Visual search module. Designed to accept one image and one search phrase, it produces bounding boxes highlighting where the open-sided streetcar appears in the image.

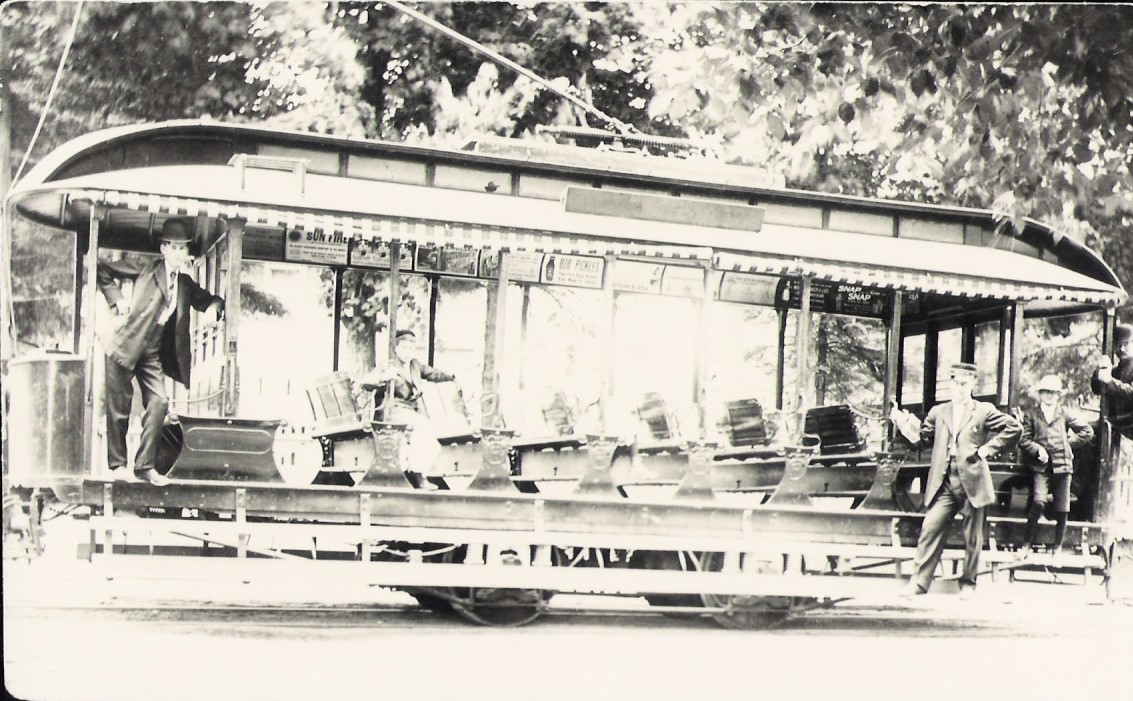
[3,120,1131,626]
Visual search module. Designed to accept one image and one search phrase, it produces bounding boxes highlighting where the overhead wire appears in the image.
[381,0,636,136]
[13,1,84,186]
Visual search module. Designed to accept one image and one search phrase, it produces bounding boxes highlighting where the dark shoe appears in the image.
[902,581,927,597]
[134,468,170,486]
[109,464,126,471]
[957,580,977,599]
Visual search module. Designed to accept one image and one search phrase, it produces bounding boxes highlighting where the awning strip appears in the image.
[96,190,713,262]
[713,252,1126,306]
[91,189,1126,306]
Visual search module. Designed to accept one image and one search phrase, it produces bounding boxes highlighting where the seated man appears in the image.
[357,329,455,486]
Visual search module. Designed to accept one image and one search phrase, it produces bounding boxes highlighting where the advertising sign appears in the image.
[780,278,889,317]
[540,253,605,289]
[284,229,349,265]
[414,246,480,277]
[350,239,415,269]
[612,260,664,294]
[660,265,705,298]
[242,227,285,261]
[717,271,781,305]
[478,249,544,282]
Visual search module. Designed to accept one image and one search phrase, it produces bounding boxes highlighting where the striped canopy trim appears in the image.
[713,251,1126,307]
[93,189,713,262]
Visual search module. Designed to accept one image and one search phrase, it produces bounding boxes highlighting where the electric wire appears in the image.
[13,1,84,186]
[381,0,635,136]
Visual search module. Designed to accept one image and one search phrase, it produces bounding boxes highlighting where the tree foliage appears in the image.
[334,1,665,142]
[634,3,1133,316]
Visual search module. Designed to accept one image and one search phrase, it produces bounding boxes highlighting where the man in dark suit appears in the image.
[97,218,225,485]
[890,362,1022,595]
[1092,323,1133,468]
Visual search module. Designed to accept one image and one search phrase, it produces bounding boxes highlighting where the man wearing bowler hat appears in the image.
[97,218,225,485]
[890,362,1021,595]
[1092,323,1133,471]
[1017,374,1093,556]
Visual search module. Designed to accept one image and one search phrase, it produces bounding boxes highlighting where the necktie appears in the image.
[160,272,178,324]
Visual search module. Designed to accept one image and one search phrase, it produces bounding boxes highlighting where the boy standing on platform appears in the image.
[1016,374,1093,557]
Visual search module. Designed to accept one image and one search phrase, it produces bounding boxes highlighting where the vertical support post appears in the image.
[235,488,247,559]
[997,306,1012,406]
[518,285,531,392]
[1096,307,1120,540]
[775,308,787,411]
[600,255,617,431]
[387,240,401,361]
[481,250,509,427]
[1007,302,1024,409]
[794,276,813,441]
[332,268,344,371]
[102,483,114,557]
[693,262,713,439]
[883,292,904,450]
[359,493,372,562]
[84,206,105,478]
[222,218,244,417]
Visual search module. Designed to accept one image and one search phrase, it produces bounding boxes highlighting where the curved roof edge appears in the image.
[12,119,1125,293]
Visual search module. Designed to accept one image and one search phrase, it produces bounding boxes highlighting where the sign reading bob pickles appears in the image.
[540,254,605,289]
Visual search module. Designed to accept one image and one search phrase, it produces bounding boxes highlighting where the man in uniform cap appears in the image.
[1092,323,1133,500]
[890,361,1021,595]
[97,218,225,485]
[1017,374,1093,556]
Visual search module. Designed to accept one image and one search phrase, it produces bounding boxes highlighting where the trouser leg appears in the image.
[960,500,987,585]
[1052,514,1068,551]
[133,346,169,472]
[104,356,135,470]
[912,484,962,591]
[1023,500,1043,547]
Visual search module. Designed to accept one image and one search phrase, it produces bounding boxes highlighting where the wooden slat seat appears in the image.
[804,405,867,455]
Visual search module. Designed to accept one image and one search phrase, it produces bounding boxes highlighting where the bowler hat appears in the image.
[950,362,978,376]
[1115,324,1133,347]
[158,218,194,243]
[1034,374,1064,393]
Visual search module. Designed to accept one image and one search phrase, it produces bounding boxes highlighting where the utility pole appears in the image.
[1,18,13,365]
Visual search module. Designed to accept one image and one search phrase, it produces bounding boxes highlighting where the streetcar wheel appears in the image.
[430,546,550,627]
[635,550,706,614]
[450,587,548,627]
[696,553,812,630]
[700,592,794,630]
[406,589,457,617]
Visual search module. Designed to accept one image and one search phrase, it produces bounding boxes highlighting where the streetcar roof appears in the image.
[7,120,1127,309]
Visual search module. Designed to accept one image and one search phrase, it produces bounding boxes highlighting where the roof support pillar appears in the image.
[882,291,904,449]
[794,275,813,442]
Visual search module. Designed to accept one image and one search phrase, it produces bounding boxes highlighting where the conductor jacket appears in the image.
[361,358,454,413]
[97,256,224,387]
[1091,357,1133,440]
[1017,407,1093,475]
[910,399,1021,509]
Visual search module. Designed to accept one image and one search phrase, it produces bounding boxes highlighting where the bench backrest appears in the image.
[723,398,770,447]
[804,404,866,454]
[306,372,366,436]
[418,381,475,440]
[637,392,676,441]
[541,392,577,436]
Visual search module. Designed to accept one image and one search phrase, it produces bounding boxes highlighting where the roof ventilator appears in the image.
[228,154,308,195]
